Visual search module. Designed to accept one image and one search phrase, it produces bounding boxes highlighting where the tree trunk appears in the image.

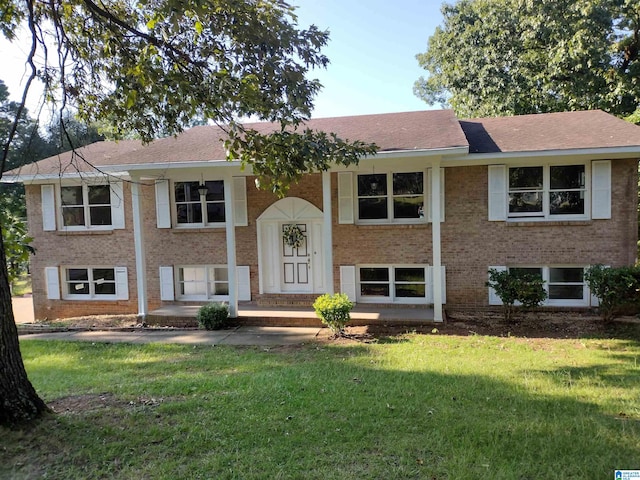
[0,228,48,425]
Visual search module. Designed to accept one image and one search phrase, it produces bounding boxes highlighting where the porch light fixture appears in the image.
[197,183,209,196]
[197,174,208,196]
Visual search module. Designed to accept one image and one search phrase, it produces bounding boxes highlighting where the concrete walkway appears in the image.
[19,326,327,346]
[12,295,34,324]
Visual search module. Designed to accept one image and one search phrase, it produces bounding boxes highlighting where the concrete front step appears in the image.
[146,303,438,328]
[255,294,318,307]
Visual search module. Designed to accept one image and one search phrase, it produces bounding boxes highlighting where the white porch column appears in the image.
[322,171,334,294]
[431,163,444,322]
[224,175,238,317]
[131,178,148,319]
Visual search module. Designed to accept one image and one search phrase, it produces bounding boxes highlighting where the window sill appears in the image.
[56,229,114,235]
[61,296,121,301]
[354,222,429,229]
[171,226,226,233]
[506,220,592,227]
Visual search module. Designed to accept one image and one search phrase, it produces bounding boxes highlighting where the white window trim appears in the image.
[356,264,429,304]
[172,180,226,229]
[175,265,230,301]
[355,171,428,225]
[506,265,590,307]
[56,182,123,231]
[61,266,125,301]
[506,162,591,222]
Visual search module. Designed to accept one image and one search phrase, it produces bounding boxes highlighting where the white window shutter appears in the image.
[45,267,60,300]
[110,181,126,229]
[591,160,611,219]
[488,266,507,305]
[236,266,251,301]
[233,177,248,226]
[155,180,171,228]
[115,267,129,300]
[41,185,56,231]
[159,266,175,301]
[488,165,507,221]
[338,172,354,224]
[340,265,357,302]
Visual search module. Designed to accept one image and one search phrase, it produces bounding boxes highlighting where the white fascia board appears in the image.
[1,171,131,184]
[101,147,470,176]
[103,160,244,172]
[374,146,469,159]
[444,146,640,166]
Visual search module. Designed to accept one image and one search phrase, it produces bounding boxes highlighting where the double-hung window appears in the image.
[358,265,428,303]
[177,266,229,300]
[357,172,425,222]
[174,181,225,226]
[61,185,113,227]
[506,266,588,306]
[64,267,116,298]
[508,164,586,219]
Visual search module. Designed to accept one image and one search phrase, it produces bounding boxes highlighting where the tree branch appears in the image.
[1,0,38,179]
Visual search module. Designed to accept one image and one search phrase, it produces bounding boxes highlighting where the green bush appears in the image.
[486,269,547,322]
[584,265,640,321]
[313,293,354,335]
[196,302,230,330]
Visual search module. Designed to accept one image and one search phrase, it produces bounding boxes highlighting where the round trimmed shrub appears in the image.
[313,293,354,335]
[196,302,230,330]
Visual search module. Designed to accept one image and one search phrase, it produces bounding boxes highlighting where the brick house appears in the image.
[6,109,640,322]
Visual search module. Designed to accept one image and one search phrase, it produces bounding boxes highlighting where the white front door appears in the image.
[281,223,312,292]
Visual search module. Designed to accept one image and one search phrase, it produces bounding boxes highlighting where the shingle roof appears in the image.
[461,110,640,154]
[8,110,468,176]
[6,109,640,178]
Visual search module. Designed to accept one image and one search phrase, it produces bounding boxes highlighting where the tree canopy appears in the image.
[414,0,640,119]
[1,0,376,194]
[0,0,376,425]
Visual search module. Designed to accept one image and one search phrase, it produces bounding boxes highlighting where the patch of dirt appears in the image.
[39,314,141,329]
[48,393,166,415]
[48,393,122,414]
[363,311,640,340]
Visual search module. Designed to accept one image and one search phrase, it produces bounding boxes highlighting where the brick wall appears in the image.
[26,157,638,319]
[27,183,138,320]
[441,159,639,307]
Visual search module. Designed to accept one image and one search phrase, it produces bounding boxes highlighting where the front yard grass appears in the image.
[3,332,639,479]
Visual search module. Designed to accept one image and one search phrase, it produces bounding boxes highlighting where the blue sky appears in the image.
[0,0,446,119]
[295,0,445,117]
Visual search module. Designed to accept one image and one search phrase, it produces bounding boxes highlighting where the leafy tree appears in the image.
[0,0,376,424]
[414,0,640,119]
[0,203,33,291]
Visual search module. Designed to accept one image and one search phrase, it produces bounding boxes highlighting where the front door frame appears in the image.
[257,197,325,294]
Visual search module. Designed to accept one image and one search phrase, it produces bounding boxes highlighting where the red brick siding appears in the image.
[26,183,138,320]
[25,158,638,318]
[441,159,639,307]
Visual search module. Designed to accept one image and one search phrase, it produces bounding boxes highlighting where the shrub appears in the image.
[584,265,640,321]
[313,293,354,335]
[486,269,547,322]
[196,302,230,330]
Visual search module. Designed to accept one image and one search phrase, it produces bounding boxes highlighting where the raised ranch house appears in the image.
[5,109,640,323]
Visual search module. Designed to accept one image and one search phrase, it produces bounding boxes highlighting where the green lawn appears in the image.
[2,333,639,479]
